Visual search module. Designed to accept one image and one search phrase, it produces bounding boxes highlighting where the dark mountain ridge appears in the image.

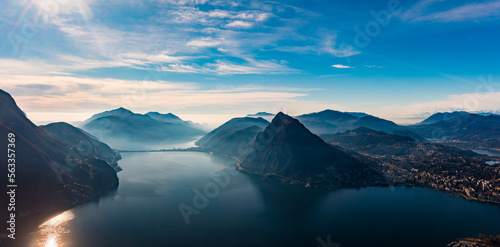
[418,111,470,125]
[0,90,119,236]
[40,122,122,171]
[239,113,381,186]
[411,112,500,150]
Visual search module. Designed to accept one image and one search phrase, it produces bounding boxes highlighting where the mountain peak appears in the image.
[0,89,16,104]
[419,111,470,125]
[0,89,33,129]
[246,112,274,117]
[270,112,296,126]
[275,111,287,118]
[145,111,183,122]
[113,107,134,113]
[240,111,371,185]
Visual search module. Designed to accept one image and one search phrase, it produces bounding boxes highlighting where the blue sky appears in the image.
[1,0,500,125]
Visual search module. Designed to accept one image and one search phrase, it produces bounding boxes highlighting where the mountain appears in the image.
[0,90,118,231]
[81,107,133,126]
[418,111,469,125]
[296,109,402,135]
[195,117,270,157]
[296,110,358,135]
[146,111,211,132]
[239,113,380,186]
[351,115,401,133]
[345,112,372,118]
[321,127,484,167]
[246,112,275,122]
[391,129,426,142]
[411,112,500,150]
[320,126,500,203]
[321,127,419,157]
[81,108,206,147]
[146,111,184,123]
[40,122,122,171]
[246,112,274,117]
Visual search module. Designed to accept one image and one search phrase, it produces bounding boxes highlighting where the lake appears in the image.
[17,152,500,247]
[473,148,500,157]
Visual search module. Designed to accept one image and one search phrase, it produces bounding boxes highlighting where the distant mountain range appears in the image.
[411,112,500,150]
[196,109,500,191]
[321,127,482,161]
[294,109,500,151]
[417,111,470,125]
[246,112,275,121]
[246,112,274,117]
[296,109,412,137]
[0,90,119,229]
[81,108,206,147]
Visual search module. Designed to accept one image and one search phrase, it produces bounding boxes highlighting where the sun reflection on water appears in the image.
[35,210,75,247]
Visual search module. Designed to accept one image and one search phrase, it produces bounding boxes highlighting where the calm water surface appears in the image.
[19,152,500,247]
[473,148,500,157]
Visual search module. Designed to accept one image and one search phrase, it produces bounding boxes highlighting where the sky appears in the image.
[1,0,500,126]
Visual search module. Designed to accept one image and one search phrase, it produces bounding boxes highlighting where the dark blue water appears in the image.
[19,152,500,247]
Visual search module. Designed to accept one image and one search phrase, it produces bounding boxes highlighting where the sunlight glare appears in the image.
[35,210,75,247]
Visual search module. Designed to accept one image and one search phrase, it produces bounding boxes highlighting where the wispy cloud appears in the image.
[0,60,311,114]
[401,0,500,22]
[35,1,310,75]
[160,59,299,75]
[398,0,445,22]
[320,34,360,58]
[273,33,360,58]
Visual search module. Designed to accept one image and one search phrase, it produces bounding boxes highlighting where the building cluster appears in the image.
[378,162,500,204]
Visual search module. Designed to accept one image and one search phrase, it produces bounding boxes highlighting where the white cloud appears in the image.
[160,64,209,73]
[256,13,272,22]
[206,10,272,22]
[214,59,296,75]
[154,0,208,5]
[225,20,254,28]
[208,10,232,18]
[186,37,222,47]
[118,52,186,63]
[331,64,353,69]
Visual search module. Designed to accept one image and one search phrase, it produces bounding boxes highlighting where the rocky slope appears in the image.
[239,113,381,186]
[0,89,119,235]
